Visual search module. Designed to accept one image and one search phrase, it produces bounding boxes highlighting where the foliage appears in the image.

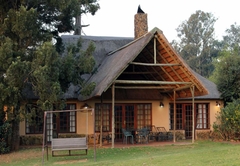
[173,10,217,78]
[20,135,43,146]
[213,99,240,140]
[0,121,12,154]
[210,49,240,103]
[223,22,240,53]
[0,0,98,151]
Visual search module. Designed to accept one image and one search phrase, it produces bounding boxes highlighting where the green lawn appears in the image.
[1,141,240,166]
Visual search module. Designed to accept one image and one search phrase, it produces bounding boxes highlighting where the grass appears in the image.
[1,141,240,166]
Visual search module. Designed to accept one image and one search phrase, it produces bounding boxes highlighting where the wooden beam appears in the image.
[130,62,181,66]
[154,35,157,64]
[138,53,173,99]
[115,86,175,89]
[122,72,155,74]
[115,80,192,85]
[157,36,204,93]
[163,85,192,93]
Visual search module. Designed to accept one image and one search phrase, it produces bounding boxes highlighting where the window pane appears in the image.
[95,104,110,132]
[196,104,209,129]
[169,104,183,130]
[58,104,76,133]
[137,104,151,129]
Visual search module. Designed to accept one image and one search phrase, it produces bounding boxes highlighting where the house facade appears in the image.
[19,10,222,143]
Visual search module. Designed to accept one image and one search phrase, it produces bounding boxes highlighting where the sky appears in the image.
[80,0,240,42]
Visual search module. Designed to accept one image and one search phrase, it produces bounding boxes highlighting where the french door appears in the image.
[114,104,135,141]
[185,104,193,139]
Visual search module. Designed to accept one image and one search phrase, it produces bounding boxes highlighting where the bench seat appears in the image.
[51,137,88,157]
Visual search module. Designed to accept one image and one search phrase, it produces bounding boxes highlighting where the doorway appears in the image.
[114,104,135,141]
[185,104,193,139]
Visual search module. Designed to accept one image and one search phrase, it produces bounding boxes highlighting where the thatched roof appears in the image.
[62,28,221,101]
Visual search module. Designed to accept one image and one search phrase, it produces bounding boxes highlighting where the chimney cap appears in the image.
[137,5,145,14]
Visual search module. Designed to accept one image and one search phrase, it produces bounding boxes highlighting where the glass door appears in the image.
[185,104,193,139]
[125,105,135,130]
[114,105,123,141]
[114,104,135,141]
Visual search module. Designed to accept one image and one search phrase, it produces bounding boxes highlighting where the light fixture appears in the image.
[216,101,220,107]
[160,102,164,107]
[82,103,90,109]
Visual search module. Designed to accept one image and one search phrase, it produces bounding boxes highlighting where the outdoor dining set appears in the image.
[122,125,173,144]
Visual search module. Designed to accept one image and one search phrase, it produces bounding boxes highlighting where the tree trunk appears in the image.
[74,16,81,35]
[11,119,20,151]
[11,107,20,151]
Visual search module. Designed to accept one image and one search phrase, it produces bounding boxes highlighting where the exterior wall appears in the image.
[76,101,95,135]
[19,98,222,137]
[152,99,170,130]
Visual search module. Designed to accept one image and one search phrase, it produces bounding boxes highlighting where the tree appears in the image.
[0,0,98,151]
[75,0,100,35]
[223,22,240,53]
[173,10,217,78]
[210,49,240,103]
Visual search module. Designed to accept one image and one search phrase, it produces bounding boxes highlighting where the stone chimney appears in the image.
[134,5,148,39]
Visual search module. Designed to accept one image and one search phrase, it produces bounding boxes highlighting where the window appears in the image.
[196,104,209,129]
[95,104,111,132]
[169,103,210,130]
[46,104,76,141]
[26,106,43,134]
[137,104,151,129]
[94,103,152,132]
[169,104,183,130]
[55,104,76,133]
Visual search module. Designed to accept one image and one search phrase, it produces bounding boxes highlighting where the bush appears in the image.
[175,131,185,140]
[20,135,43,146]
[213,99,240,141]
[0,122,12,154]
[58,134,86,138]
[20,134,87,146]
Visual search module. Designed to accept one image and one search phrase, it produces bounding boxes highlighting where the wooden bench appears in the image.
[51,137,88,157]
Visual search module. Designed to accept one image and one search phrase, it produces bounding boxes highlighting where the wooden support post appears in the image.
[93,108,96,162]
[100,96,103,147]
[112,84,115,148]
[42,111,47,164]
[173,90,176,143]
[190,85,195,143]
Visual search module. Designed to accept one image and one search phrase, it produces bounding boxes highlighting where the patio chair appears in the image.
[147,125,159,141]
[136,128,150,144]
[122,128,134,144]
[156,127,173,141]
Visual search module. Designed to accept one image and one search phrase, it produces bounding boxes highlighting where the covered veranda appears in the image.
[80,28,208,148]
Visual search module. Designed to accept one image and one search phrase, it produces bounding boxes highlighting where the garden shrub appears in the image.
[175,131,185,140]
[20,135,43,146]
[58,134,86,138]
[213,99,240,141]
[196,130,222,141]
[196,131,210,140]
[0,122,12,154]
